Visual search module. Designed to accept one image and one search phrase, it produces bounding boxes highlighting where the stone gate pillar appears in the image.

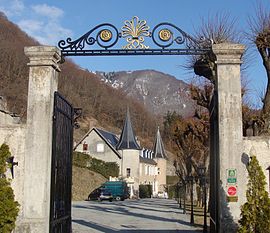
[22,46,61,232]
[212,43,245,232]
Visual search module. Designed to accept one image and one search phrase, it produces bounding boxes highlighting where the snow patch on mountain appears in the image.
[96,70,196,117]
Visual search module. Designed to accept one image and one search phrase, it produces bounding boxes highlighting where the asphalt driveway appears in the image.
[72,198,202,233]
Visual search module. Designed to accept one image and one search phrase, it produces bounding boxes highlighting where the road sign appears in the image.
[227,196,238,202]
[227,168,237,184]
[227,169,237,177]
[227,186,237,196]
[227,178,237,183]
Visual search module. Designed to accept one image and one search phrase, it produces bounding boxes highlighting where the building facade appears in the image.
[75,110,167,197]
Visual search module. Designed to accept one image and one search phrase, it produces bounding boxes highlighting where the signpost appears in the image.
[228,169,236,177]
[227,177,237,183]
[227,186,237,196]
[226,168,238,202]
[226,169,237,183]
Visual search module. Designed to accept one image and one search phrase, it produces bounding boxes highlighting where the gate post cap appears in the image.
[212,43,245,64]
[24,46,61,71]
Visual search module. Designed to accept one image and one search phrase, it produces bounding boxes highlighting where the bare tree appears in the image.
[247,3,270,133]
[190,77,214,111]
[185,13,242,84]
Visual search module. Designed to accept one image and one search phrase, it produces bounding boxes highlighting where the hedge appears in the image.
[73,152,119,178]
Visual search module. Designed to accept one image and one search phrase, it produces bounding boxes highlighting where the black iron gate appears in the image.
[209,90,220,233]
[50,92,74,233]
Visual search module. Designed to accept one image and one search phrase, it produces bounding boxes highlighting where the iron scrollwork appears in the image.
[58,23,119,50]
[151,22,209,49]
[58,16,212,56]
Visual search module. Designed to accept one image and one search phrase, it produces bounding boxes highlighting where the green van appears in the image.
[101,181,129,201]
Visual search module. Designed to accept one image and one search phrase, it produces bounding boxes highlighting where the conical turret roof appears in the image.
[116,108,140,150]
[153,127,167,159]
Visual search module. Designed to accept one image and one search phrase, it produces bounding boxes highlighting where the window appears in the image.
[158,167,160,175]
[126,168,131,177]
[83,142,88,151]
[96,143,104,152]
[150,166,153,175]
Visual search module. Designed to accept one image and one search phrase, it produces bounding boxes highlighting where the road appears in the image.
[72,198,202,233]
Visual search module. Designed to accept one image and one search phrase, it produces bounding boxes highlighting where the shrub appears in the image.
[139,185,152,198]
[238,155,270,232]
[0,144,19,233]
[167,185,176,199]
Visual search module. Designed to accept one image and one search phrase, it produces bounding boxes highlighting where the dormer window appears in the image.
[96,143,104,152]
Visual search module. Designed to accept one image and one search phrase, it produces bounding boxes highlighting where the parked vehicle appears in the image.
[88,188,113,202]
[101,181,129,201]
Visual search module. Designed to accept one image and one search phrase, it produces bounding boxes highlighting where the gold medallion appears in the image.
[100,29,112,42]
[159,29,172,41]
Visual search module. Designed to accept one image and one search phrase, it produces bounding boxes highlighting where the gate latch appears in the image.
[7,156,18,179]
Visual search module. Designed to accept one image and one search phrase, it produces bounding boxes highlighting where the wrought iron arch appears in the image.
[58,16,212,57]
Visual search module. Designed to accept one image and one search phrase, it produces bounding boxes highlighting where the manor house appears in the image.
[74,110,167,197]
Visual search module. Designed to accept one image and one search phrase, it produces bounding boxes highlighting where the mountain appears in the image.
[96,70,196,117]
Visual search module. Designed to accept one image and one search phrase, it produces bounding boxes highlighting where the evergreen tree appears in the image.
[0,144,19,233]
[238,155,270,232]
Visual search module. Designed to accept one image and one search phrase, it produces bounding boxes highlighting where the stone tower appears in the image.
[116,108,141,196]
[153,127,167,193]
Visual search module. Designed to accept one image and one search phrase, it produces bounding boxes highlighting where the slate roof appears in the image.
[96,128,119,147]
[140,156,157,165]
[116,108,141,150]
[139,148,156,165]
[153,127,167,159]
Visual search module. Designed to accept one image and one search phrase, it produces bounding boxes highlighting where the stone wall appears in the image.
[0,111,26,220]
[218,136,270,232]
[0,97,20,125]
[242,136,270,194]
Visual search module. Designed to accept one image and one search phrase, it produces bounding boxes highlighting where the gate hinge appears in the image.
[74,108,82,129]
